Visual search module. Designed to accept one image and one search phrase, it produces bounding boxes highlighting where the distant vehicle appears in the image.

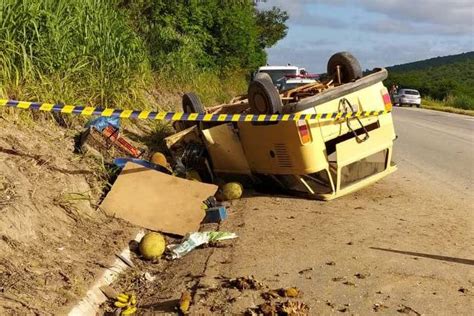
[254,65,320,92]
[255,65,302,84]
[277,75,318,91]
[393,89,421,107]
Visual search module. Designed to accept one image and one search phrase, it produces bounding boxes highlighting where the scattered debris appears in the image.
[99,285,119,300]
[203,206,228,223]
[373,303,389,312]
[225,275,264,290]
[325,261,336,266]
[346,241,353,245]
[261,287,300,300]
[298,267,313,274]
[458,287,468,293]
[281,287,300,298]
[354,273,368,279]
[261,290,281,300]
[179,291,192,314]
[150,152,169,169]
[116,253,135,267]
[143,272,156,282]
[113,157,171,174]
[250,300,310,316]
[332,277,345,282]
[343,281,356,287]
[168,231,238,259]
[338,307,348,313]
[80,125,142,160]
[99,162,217,236]
[397,305,421,315]
[139,232,166,260]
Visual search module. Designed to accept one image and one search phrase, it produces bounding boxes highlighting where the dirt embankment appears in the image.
[0,114,139,315]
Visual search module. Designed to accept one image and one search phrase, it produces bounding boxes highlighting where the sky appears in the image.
[257,0,474,73]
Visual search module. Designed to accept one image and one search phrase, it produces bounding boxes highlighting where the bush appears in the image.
[445,94,474,110]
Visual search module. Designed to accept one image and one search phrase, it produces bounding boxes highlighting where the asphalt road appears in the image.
[139,108,474,315]
[392,107,474,193]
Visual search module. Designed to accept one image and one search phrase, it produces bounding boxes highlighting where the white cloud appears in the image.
[262,0,474,70]
[359,18,472,36]
[358,0,474,27]
[259,0,474,34]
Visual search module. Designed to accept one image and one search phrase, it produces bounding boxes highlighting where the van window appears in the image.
[404,90,419,95]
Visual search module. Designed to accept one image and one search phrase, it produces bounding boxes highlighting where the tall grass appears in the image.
[0,0,249,113]
[0,0,150,107]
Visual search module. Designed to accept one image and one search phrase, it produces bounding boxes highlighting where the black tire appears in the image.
[327,52,362,83]
[248,78,282,114]
[254,72,273,82]
[416,104,420,108]
[182,92,205,114]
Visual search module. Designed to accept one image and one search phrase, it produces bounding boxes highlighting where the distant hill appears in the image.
[384,52,474,110]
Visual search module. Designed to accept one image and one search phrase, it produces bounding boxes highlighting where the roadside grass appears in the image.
[421,97,474,116]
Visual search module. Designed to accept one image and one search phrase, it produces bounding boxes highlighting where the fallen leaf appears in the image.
[397,305,421,315]
[179,291,191,314]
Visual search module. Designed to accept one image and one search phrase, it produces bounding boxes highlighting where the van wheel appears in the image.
[248,78,282,114]
[182,92,205,129]
[182,92,205,114]
[254,72,273,82]
[327,52,362,83]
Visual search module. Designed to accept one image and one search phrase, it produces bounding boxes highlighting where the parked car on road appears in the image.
[393,89,421,107]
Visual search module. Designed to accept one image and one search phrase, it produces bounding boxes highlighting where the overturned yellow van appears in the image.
[177,53,397,200]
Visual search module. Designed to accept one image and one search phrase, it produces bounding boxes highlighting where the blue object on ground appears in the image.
[203,206,227,223]
[113,158,171,174]
[86,117,120,131]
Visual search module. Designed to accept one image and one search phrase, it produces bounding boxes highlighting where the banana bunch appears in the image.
[114,293,137,315]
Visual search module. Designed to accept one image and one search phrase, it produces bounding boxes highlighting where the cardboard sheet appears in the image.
[100,162,218,236]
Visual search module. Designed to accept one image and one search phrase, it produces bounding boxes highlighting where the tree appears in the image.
[255,7,289,48]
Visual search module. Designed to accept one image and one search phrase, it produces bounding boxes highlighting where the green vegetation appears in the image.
[385,52,474,110]
[0,0,288,109]
[421,96,474,117]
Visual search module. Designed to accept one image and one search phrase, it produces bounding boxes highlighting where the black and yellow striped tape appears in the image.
[0,99,390,122]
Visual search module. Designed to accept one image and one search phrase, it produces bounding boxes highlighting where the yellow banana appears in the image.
[121,306,137,315]
[130,295,137,306]
[114,301,129,308]
[116,294,129,303]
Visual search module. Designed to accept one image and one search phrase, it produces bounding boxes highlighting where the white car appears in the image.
[393,89,421,107]
[278,77,317,91]
[256,65,302,83]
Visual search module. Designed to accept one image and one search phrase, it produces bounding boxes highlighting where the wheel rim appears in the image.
[254,93,268,113]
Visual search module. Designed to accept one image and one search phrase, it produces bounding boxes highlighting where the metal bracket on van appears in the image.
[340,98,369,143]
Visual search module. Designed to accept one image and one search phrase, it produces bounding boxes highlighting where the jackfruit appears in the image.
[139,232,165,260]
[217,182,243,201]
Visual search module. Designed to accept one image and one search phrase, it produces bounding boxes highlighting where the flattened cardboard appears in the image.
[100,162,217,236]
